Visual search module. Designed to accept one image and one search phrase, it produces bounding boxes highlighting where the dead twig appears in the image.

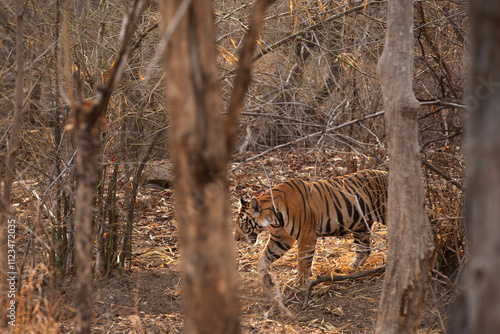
[303,266,385,309]
[225,0,276,152]
[221,1,383,80]
[230,111,385,173]
[422,160,463,191]
[119,127,166,271]
[431,269,458,296]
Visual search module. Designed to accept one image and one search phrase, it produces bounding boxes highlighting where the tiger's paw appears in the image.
[293,274,308,287]
[260,271,274,291]
[349,257,367,271]
[349,261,359,271]
[294,267,311,287]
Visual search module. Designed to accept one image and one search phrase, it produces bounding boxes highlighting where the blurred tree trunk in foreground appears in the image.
[375,0,435,333]
[0,1,24,327]
[160,1,240,333]
[451,1,500,333]
[161,0,273,332]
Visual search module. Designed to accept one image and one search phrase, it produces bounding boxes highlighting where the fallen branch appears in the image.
[303,266,386,309]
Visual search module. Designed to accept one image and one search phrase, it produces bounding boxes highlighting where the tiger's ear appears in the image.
[250,198,261,216]
[239,196,247,207]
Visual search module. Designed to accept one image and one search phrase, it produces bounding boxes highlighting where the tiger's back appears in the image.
[235,169,388,288]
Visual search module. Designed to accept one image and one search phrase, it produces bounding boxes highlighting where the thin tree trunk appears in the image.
[119,128,164,272]
[451,1,500,333]
[0,1,24,327]
[375,1,435,333]
[74,102,100,334]
[161,1,240,333]
[68,2,147,331]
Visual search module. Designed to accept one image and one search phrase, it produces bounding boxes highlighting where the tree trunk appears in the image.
[451,1,500,333]
[0,1,24,327]
[160,1,240,333]
[74,102,100,334]
[375,1,435,333]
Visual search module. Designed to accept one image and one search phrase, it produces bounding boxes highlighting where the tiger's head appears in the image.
[234,197,267,245]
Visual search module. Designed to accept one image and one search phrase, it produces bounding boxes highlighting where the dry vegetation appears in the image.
[0,0,467,332]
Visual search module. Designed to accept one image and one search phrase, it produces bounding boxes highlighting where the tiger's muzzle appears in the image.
[234,230,258,245]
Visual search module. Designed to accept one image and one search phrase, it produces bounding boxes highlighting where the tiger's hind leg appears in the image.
[350,230,372,271]
[296,236,318,285]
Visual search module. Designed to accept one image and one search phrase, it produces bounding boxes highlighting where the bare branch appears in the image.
[230,111,385,173]
[224,0,276,152]
[221,1,383,80]
[422,160,463,190]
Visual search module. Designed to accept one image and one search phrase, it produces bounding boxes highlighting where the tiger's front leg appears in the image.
[258,234,296,290]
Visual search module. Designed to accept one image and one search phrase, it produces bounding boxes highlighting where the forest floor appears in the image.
[14,150,453,333]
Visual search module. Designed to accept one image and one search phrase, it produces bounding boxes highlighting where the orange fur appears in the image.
[235,170,388,288]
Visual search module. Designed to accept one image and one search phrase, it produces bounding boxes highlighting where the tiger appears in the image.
[234,169,388,289]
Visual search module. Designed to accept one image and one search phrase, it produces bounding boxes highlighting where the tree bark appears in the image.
[160,1,240,333]
[375,1,435,333]
[0,1,24,327]
[74,101,100,334]
[451,1,500,333]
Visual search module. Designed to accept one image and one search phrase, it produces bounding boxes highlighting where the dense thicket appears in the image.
[0,0,467,328]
